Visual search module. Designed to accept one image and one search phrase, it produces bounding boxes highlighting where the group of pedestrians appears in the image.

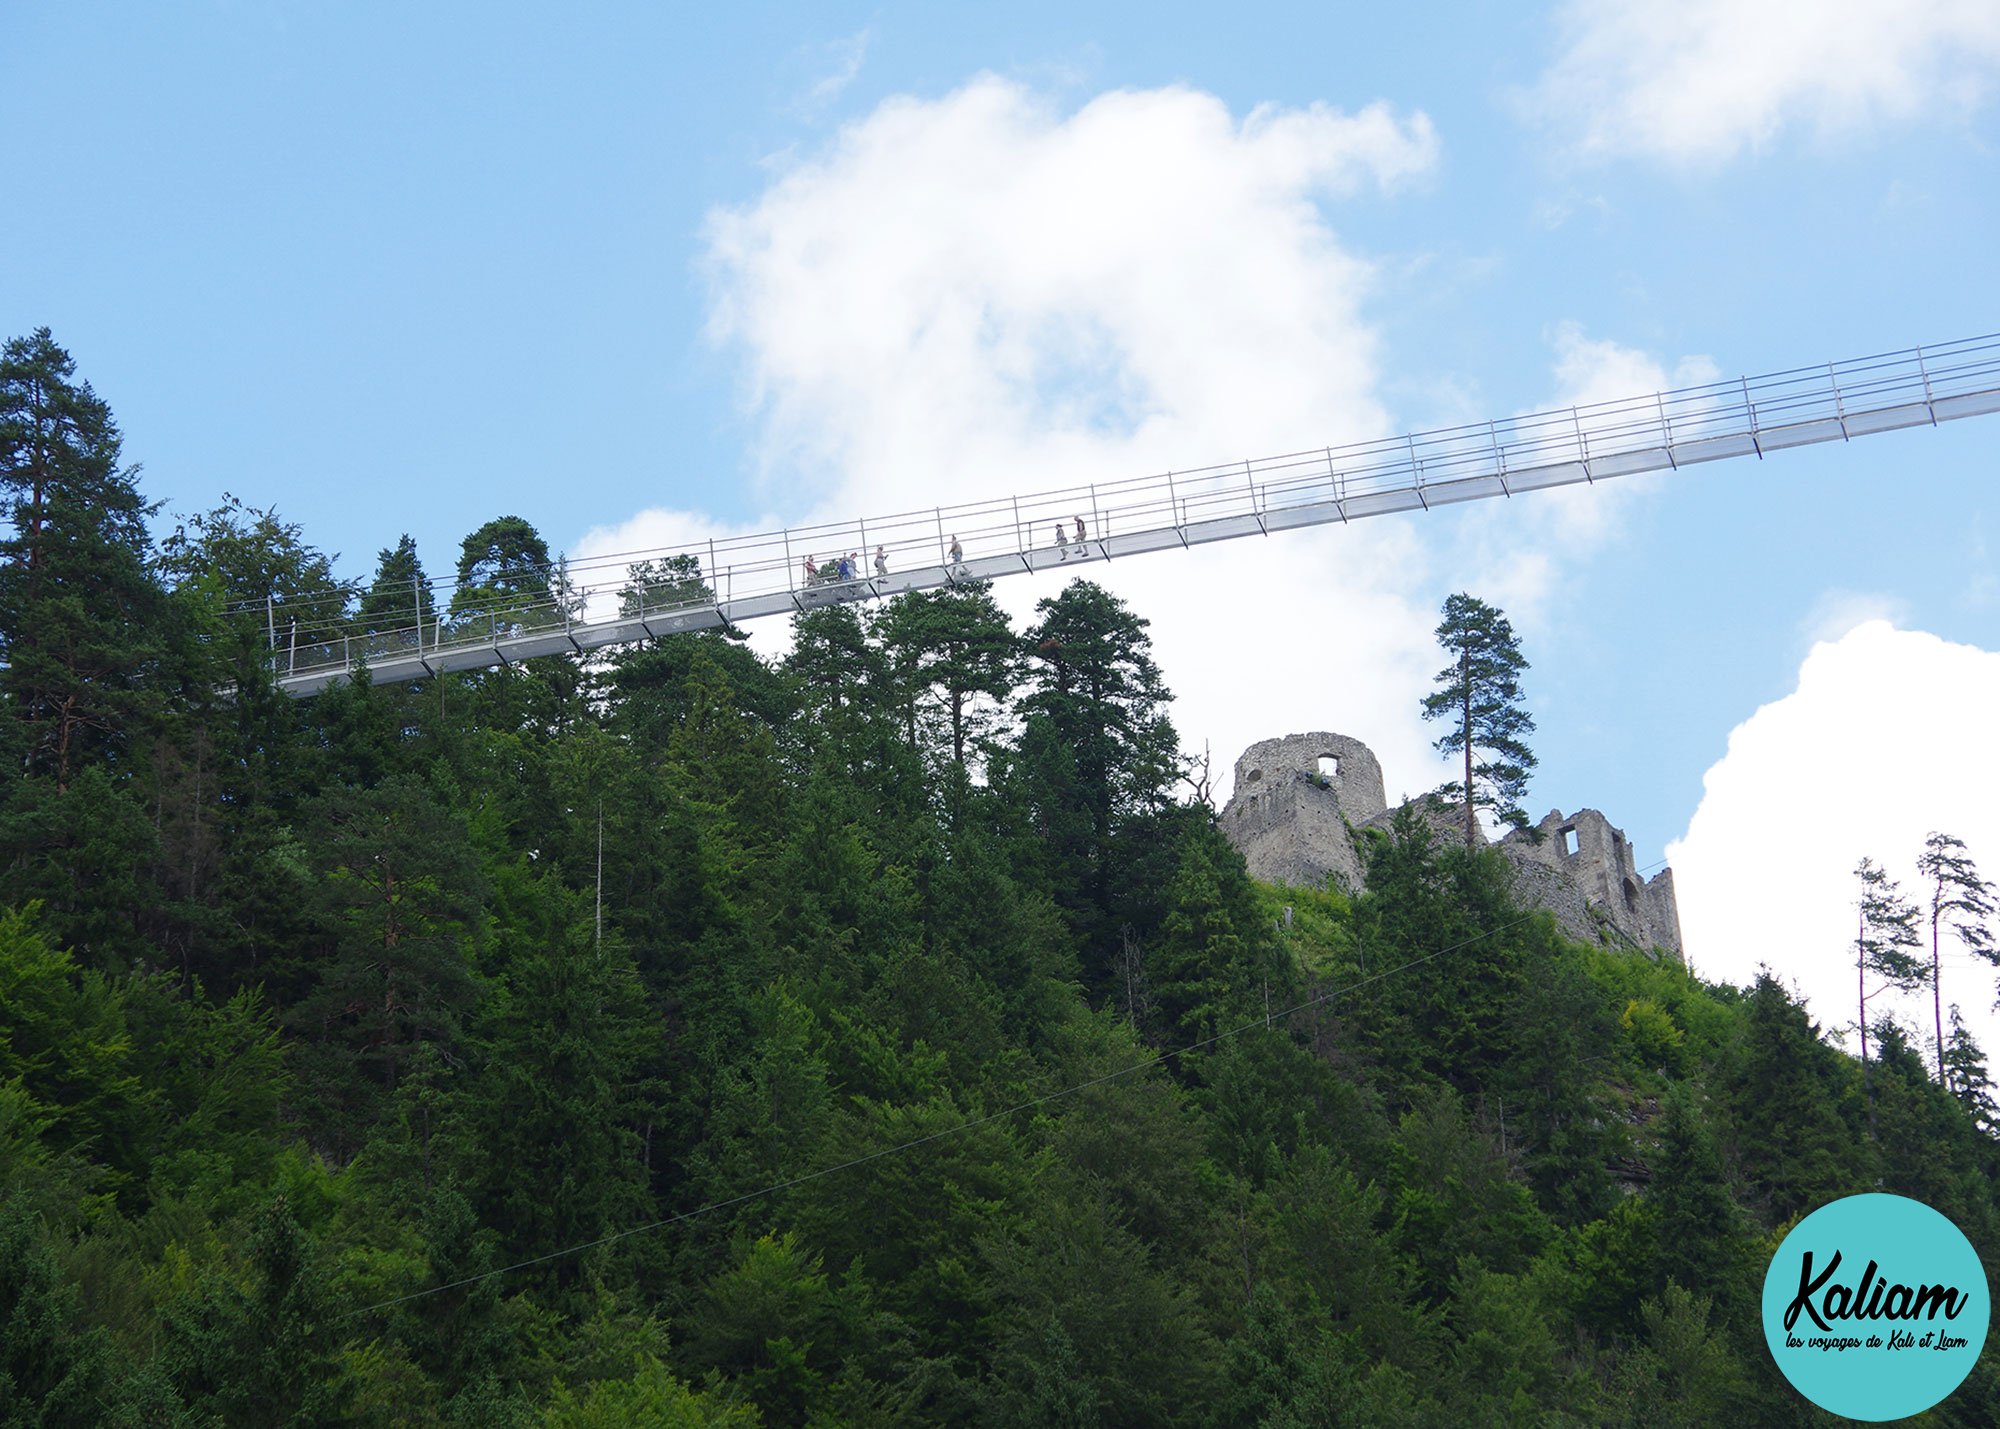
[801,518,1090,590]
[801,546,890,587]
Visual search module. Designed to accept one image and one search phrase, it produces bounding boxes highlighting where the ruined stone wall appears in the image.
[1359,792,1483,851]
[1498,809,1682,958]
[1222,733,1386,893]
[1221,732,1683,962]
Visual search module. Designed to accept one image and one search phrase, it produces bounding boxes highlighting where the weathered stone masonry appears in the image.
[1221,731,1684,961]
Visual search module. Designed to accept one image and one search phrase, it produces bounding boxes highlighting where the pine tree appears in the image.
[1942,1004,1998,1133]
[1012,580,1183,967]
[143,495,362,981]
[1419,592,1536,844]
[461,874,650,1280]
[1018,581,1178,839]
[1916,832,1996,1089]
[1504,945,1620,1224]
[653,650,786,869]
[784,604,892,740]
[606,622,784,758]
[781,605,923,840]
[356,533,436,644]
[876,581,1018,779]
[449,514,557,634]
[0,328,170,787]
[1150,824,1280,1043]
[618,553,711,615]
[1853,857,1925,1075]
[0,333,180,965]
[1348,806,1530,1091]
[1648,1084,1746,1310]
[1724,974,1857,1221]
[1864,1020,1978,1212]
[159,494,353,678]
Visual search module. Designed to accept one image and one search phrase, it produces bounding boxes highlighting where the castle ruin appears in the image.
[1220,732,1683,961]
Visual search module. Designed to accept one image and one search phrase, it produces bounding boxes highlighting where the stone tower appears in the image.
[1223,733,1387,893]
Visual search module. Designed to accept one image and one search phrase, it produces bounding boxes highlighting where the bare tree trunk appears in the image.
[1858,903,1868,1070]
[1934,908,1947,1089]
[1462,647,1475,845]
[1858,903,1873,1135]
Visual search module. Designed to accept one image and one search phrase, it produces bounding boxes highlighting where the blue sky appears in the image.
[6,2,2000,1043]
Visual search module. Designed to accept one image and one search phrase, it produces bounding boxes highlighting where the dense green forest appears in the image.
[5,327,1999,1426]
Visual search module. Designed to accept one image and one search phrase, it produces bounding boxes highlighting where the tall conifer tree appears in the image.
[1942,1004,1998,1132]
[877,581,1017,779]
[1420,592,1536,845]
[1018,580,1178,848]
[1853,856,1925,1074]
[357,533,436,642]
[449,514,556,633]
[1013,580,1183,969]
[1916,831,1996,1088]
[0,328,168,787]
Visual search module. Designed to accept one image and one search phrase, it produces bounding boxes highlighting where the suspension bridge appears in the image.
[266,333,2000,697]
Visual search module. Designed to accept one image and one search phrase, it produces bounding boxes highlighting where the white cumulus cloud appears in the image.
[1669,620,2000,1066]
[1530,0,2000,164]
[700,78,1438,515]
[582,77,1452,798]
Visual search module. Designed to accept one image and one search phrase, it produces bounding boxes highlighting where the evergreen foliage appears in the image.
[619,553,712,616]
[1420,591,1537,843]
[358,533,437,641]
[7,329,2000,1423]
[0,329,171,789]
[1853,856,1926,1078]
[1919,831,1997,1087]
[875,581,1017,781]
[1944,1004,2000,1133]
[450,515,562,633]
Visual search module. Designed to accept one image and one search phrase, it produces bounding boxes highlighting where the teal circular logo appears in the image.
[1762,1193,1988,1420]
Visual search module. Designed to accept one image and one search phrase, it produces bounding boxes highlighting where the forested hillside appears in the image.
[5,328,1999,1426]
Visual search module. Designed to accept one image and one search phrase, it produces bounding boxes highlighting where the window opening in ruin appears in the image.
[1244,768,1263,784]
[1624,878,1640,912]
[1559,826,1578,857]
[1316,755,1339,781]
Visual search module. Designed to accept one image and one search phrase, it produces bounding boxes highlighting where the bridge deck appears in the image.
[271,334,2000,696]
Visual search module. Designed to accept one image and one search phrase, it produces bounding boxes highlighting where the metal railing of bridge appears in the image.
[262,332,2000,696]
